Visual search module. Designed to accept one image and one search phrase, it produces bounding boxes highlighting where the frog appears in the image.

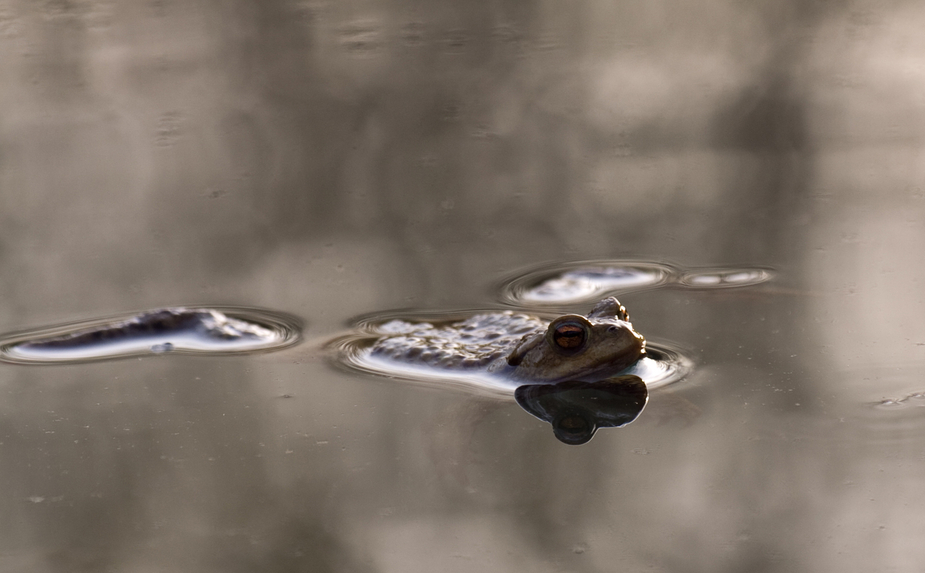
[0,306,301,364]
[16,309,274,351]
[368,296,645,385]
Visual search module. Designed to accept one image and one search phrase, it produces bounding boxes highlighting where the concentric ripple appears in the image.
[499,261,676,306]
[0,306,302,364]
[498,260,774,306]
[617,341,693,391]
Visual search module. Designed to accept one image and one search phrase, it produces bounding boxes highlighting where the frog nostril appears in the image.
[607,325,619,333]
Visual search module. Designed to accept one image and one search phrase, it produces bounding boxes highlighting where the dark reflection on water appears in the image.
[0,307,302,364]
[515,375,648,445]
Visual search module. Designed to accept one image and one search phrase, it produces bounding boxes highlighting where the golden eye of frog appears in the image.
[368,297,645,384]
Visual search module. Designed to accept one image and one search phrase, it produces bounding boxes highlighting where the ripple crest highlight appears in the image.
[678,268,774,288]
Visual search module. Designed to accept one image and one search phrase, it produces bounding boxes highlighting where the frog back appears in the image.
[369,311,545,371]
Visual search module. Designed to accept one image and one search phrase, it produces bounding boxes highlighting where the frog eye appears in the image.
[546,315,591,355]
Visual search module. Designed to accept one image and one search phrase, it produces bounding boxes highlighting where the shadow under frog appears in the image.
[341,297,686,444]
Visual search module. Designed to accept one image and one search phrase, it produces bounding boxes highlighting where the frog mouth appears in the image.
[577,335,646,378]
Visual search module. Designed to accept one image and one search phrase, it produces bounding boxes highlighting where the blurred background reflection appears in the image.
[2,0,925,571]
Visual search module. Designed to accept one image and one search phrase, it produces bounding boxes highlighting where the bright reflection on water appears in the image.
[677,267,774,288]
[874,391,925,410]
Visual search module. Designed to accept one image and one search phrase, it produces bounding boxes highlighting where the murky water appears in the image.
[3,1,925,571]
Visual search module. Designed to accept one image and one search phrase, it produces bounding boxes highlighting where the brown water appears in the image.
[3,1,925,571]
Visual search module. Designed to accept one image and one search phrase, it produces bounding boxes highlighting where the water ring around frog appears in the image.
[330,309,693,398]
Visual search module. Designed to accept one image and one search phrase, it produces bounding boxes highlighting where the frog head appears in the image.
[504,297,645,383]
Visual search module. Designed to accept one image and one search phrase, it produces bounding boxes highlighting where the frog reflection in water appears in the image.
[370,297,645,384]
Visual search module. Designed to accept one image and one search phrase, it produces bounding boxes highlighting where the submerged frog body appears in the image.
[369,297,645,384]
[18,308,273,351]
[0,307,302,364]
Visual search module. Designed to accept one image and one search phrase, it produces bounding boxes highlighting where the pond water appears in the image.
[2,1,925,571]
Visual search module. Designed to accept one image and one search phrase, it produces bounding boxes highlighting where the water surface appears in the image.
[2,0,925,571]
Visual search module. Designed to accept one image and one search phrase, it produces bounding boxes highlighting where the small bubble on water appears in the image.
[150,342,174,354]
